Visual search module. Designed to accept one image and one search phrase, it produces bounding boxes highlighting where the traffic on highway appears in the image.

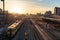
[0,0,60,40]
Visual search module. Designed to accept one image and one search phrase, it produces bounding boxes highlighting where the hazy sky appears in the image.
[0,0,60,14]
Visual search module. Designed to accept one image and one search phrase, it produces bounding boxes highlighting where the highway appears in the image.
[33,18,60,40]
[12,19,44,40]
[8,17,60,40]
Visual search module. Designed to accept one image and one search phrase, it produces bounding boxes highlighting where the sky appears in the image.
[0,0,60,14]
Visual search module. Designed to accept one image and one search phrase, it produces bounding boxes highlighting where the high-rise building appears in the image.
[54,7,60,15]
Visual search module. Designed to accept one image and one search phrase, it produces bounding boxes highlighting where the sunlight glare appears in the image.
[9,7,23,14]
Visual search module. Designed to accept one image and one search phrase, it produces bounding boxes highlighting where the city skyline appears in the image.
[0,0,60,14]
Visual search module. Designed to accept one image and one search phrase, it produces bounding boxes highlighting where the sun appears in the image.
[9,7,23,14]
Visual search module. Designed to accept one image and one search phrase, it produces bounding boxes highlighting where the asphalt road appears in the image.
[34,18,60,40]
[12,18,60,40]
[12,19,43,40]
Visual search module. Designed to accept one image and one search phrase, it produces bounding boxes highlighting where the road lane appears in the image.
[34,18,60,40]
[12,19,34,40]
[31,19,53,40]
[12,19,44,40]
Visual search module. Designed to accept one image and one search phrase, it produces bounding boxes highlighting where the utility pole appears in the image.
[1,0,5,13]
[1,0,5,24]
[1,0,8,39]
